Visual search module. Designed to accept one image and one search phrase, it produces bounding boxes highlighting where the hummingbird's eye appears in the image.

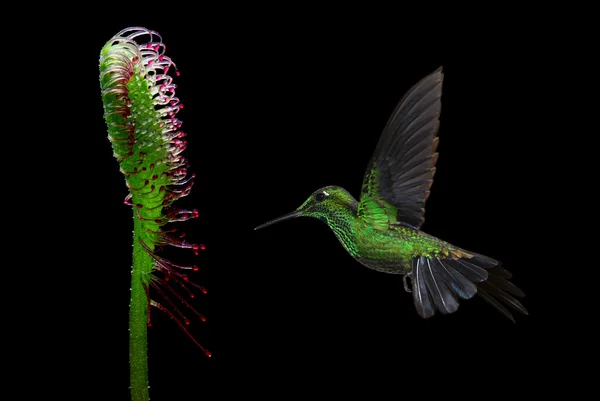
[315,193,326,202]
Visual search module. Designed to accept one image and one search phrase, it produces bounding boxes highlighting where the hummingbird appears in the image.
[255,67,527,322]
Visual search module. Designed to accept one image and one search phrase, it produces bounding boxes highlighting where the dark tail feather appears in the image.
[410,254,528,322]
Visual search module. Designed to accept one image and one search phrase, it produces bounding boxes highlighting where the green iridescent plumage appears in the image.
[255,67,528,322]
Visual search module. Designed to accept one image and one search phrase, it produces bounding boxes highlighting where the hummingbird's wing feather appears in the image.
[358,67,443,229]
[411,254,528,322]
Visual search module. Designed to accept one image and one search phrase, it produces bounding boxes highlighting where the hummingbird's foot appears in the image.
[403,272,412,293]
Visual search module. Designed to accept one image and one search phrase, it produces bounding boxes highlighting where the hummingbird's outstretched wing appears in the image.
[358,67,443,229]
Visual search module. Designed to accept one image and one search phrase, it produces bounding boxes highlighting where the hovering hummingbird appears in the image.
[255,67,527,322]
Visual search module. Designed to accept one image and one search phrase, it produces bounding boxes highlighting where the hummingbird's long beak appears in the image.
[254,210,302,230]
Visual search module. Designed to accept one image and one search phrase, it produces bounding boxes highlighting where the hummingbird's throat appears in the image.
[318,211,360,258]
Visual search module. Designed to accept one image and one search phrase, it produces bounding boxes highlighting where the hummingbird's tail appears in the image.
[410,254,528,322]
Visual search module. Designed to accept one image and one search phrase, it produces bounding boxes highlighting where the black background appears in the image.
[53,13,561,401]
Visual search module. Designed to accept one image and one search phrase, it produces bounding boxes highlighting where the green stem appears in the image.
[130,212,153,401]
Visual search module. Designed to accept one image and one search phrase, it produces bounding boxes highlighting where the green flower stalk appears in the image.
[99,27,209,401]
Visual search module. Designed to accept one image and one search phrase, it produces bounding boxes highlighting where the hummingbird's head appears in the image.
[254,186,358,230]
